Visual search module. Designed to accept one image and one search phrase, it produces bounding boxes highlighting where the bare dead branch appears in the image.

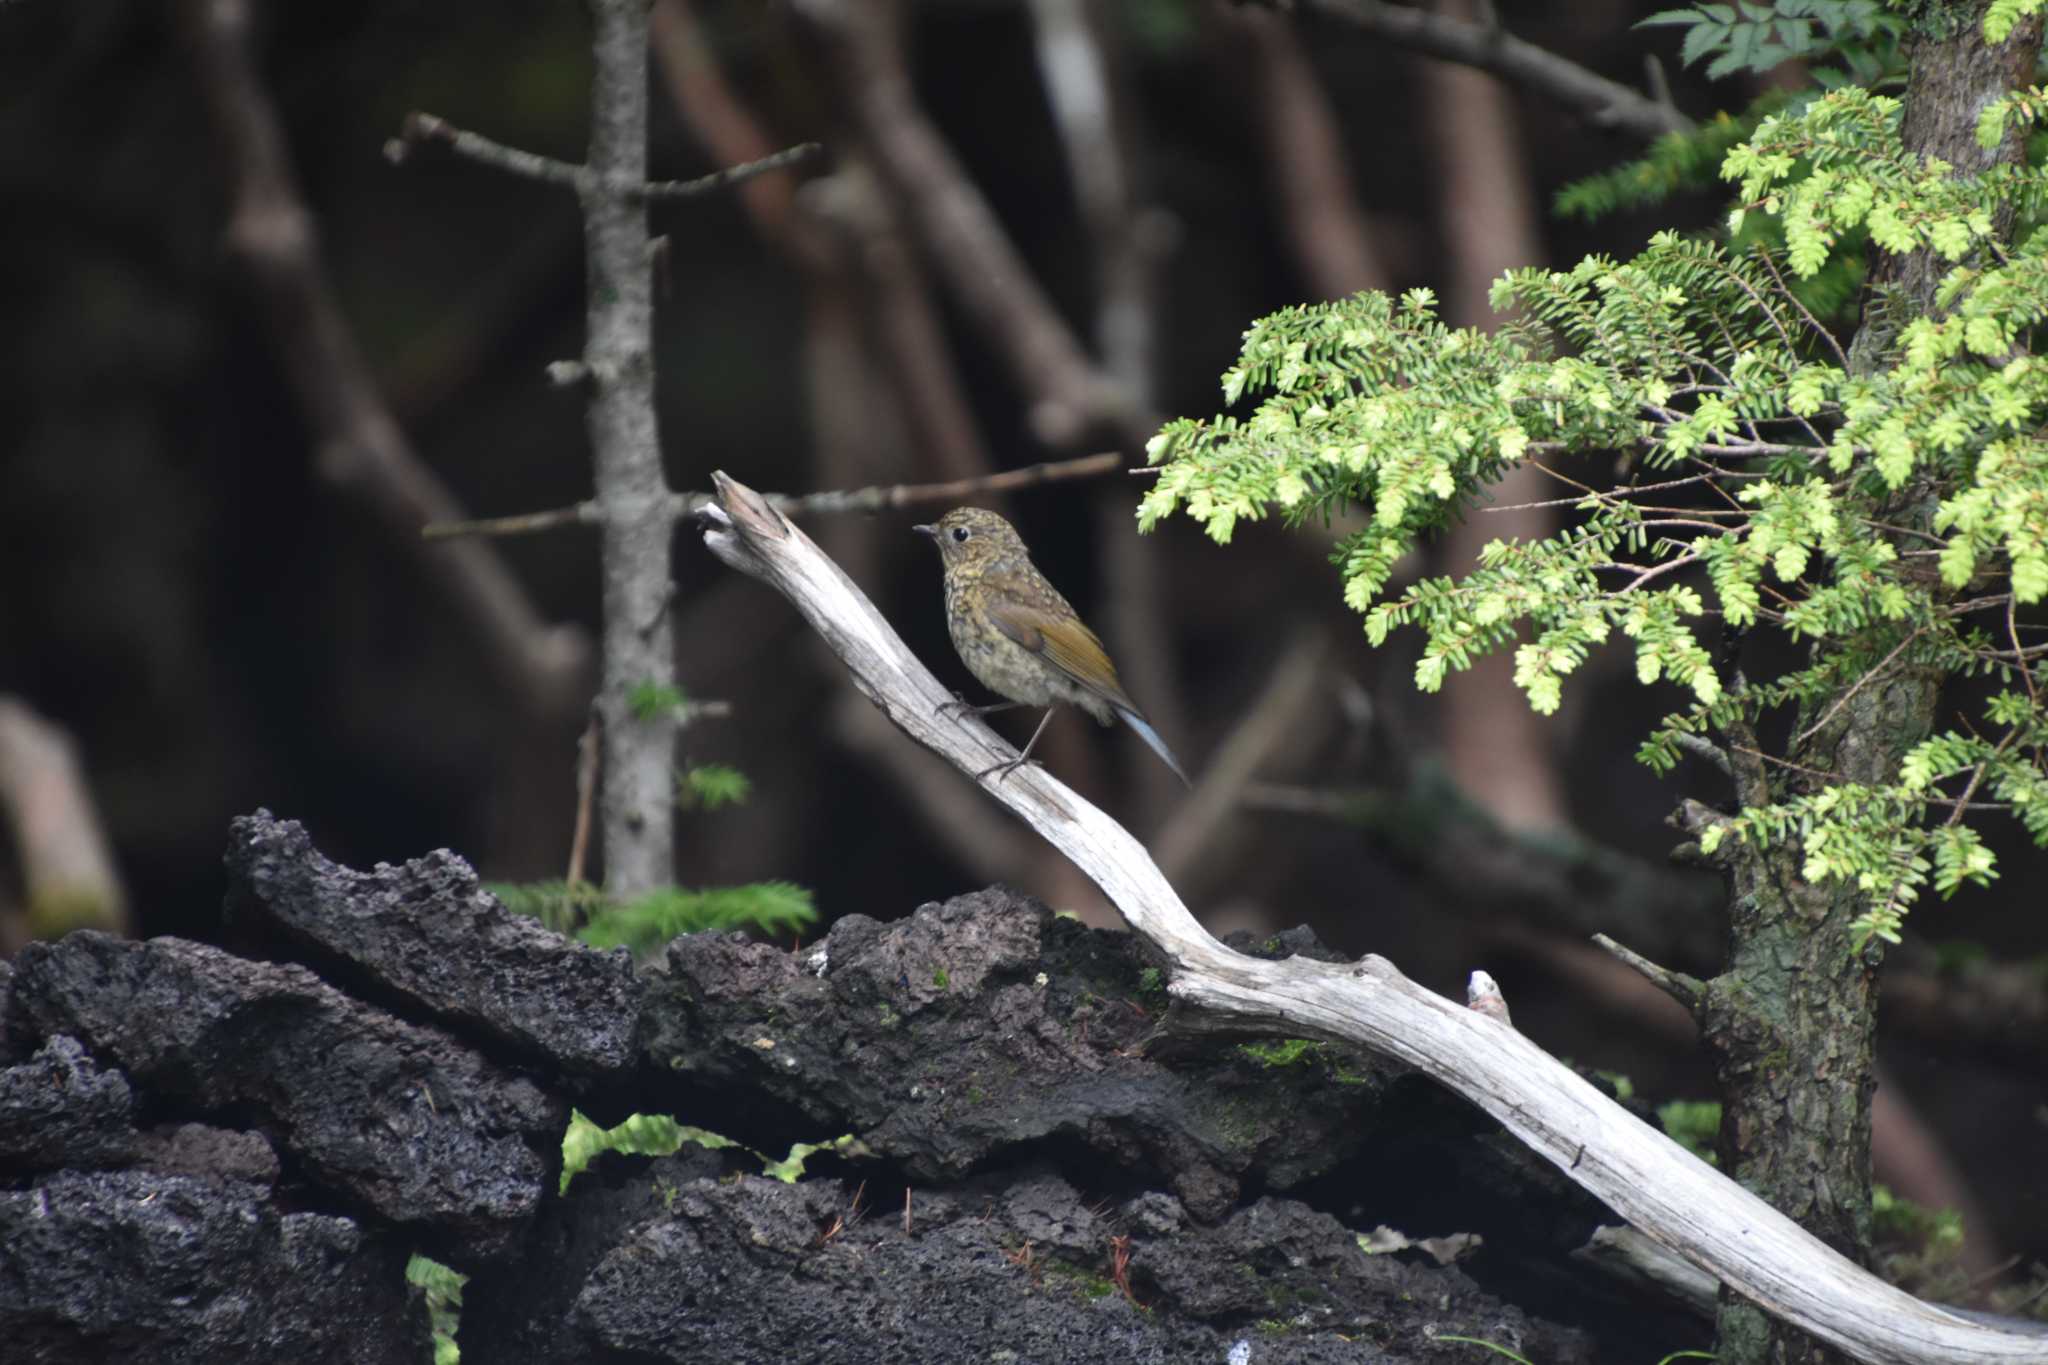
[385,112,586,189]
[695,469,2041,1365]
[423,452,1128,540]
[1592,932,1705,1014]
[387,111,822,201]
[568,711,601,888]
[1300,0,1693,141]
[423,504,603,541]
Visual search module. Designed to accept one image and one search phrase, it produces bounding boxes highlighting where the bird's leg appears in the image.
[975,709,1055,782]
[937,694,1027,720]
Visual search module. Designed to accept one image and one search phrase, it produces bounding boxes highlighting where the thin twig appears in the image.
[631,142,824,200]
[1792,626,1931,748]
[387,112,585,189]
[1609,552,1704,594]
[1727,742,2011,811]
[1480,472,1716,513]
[1591,933,1704,1013]
[1703,255,1830,450]
[1943,732,2015,829]
[2009,595,2041,708]
[388,112,823,201]
[1753,245,1851,370]
[423,452,1127,540]
[424,504,600,541]
[567,710,600,886]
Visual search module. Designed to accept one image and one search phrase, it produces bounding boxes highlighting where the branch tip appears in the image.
[1591,933,1704,1014]
[712,471,792,541]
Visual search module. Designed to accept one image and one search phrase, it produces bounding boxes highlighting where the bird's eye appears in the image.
[952,526,971,543]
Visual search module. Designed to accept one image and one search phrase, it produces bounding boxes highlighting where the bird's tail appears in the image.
[1116,707,1191,787]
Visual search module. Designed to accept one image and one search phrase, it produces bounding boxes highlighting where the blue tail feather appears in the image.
[1116,707,1191,787]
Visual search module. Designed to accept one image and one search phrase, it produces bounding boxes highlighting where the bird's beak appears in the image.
[913,524,936,540]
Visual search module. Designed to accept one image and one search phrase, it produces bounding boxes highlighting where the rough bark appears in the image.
[1701,7,2044,1362]
[584,0,678,897]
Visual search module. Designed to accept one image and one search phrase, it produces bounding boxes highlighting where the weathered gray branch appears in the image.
[696,470,2043,1365]
[387,111,822,200]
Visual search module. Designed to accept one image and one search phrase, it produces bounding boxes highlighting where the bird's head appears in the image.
[913,507,1024,573]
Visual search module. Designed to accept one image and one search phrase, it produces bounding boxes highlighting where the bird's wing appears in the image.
[984,589,1138,713]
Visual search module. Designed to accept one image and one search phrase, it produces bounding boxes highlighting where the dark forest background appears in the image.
[1,0,2042,1283]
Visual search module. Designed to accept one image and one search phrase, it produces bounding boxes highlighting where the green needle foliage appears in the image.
[1555,95,1790,222]
[679,762,751,811]
[1144,81,2048,950]
[493,879,816,958]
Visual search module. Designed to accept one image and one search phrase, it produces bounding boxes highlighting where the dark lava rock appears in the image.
[461,1144,743,1362]
[0,956,29,1063]
[0,1034,136,1172]
[641,887,1401,1221]
[224,810,642,1077]
[9,931,560,1258]
[0,1169,423,1364]
[552,1166,1589,1364]
[131,1122,281,1186]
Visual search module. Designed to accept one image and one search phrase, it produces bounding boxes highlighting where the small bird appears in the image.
[914,507,1189,786]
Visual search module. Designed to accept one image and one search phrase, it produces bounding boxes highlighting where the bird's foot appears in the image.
[938,695,1024,720]
[973,754,1041,783]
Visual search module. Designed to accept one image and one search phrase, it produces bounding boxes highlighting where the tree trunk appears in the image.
[1704,6,2040,1360]
[584,0,678,897]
